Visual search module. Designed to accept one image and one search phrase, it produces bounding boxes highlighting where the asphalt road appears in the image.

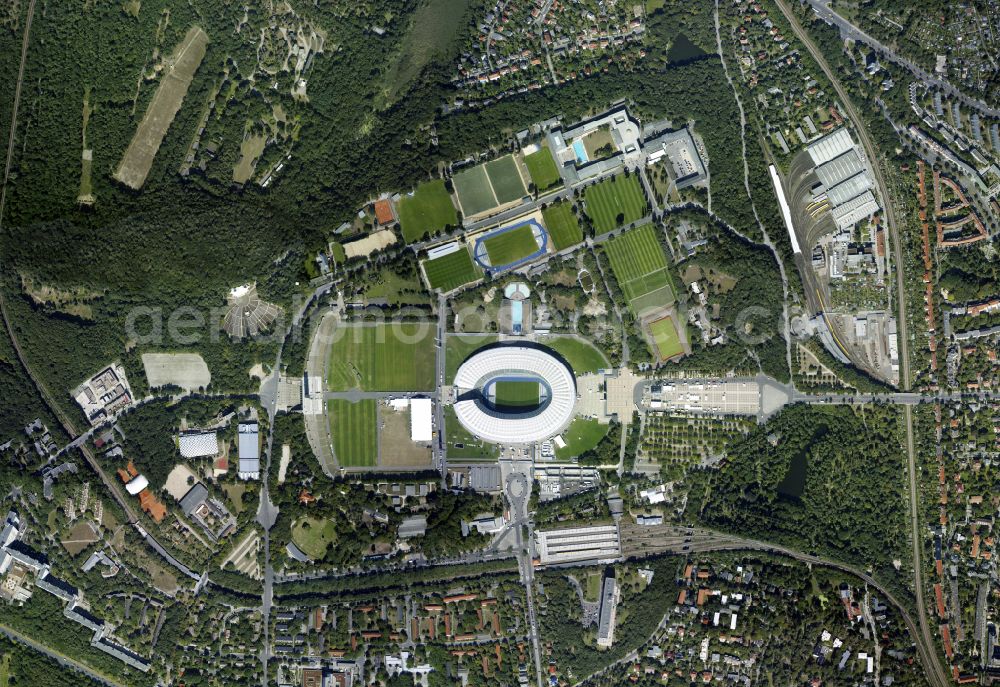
[773,6,941,686]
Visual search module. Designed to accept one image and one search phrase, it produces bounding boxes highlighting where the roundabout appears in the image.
[452,344,577,445]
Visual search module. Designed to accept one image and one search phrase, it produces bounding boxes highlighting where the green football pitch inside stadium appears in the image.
[493,380,540,409]
[327,323,436,391]
[328,398,378,467]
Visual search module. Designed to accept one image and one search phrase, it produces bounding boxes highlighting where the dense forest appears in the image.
[0,0,777,423]
[671,211,789,381]
[0,632,105,687]
[686,403,911,597]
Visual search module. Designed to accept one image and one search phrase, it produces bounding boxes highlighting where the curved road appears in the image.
[770,4,942,687]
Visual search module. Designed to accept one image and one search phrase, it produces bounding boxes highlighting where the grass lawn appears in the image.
[604,225,676,306]
[444,406,500,461]
[363,267,432,305]
[542,336,609,374]
[649,316,685,360]
[486,154,527,204]
[330,242,346,263]
[453,165,497,217]
[584,572,601,602]
[291,515,337,560]
[446,334,498,383]
[398,178,459,243]
[524,145,561,192]
[329,398,378,467]
[222,483,247,514]
[423,246,482,292]
[327,323,436,391]
[483,224,540,266]
[555,418,610,460]
[584,174,647,233]
[0,652,9,687]
[493,380,540,409]
[581,126,616,159]
[541,202,582,250]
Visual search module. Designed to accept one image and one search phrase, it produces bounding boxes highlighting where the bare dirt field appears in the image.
[164,464,198,501]
[344,229,398,259]
[277,444,291,483]
[114,26,208,189]
[142,352,211,391]
[379,405,432,468]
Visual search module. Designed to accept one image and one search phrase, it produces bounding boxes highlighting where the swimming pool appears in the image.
[511,300,523,334]
[572,140,589,165]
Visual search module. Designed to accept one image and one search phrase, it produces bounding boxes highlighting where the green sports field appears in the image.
[542,336,609,374]
[555,417,609,460]
[604,225,676,315]
[454,154,528,217]
[523,146,561,192]
[486,155,527,204]
[649,316,685,360]
[327,323,436,391]
[397,179,459,243]
[423,246,482,291]
[328,398,378,467]
[541,202,582,250]
[584,174,647,233]
[453,165,497,217]
[493,380,540,410]
[483,224,540,266]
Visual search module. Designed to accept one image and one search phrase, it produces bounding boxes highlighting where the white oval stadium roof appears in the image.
[453,345,576,444]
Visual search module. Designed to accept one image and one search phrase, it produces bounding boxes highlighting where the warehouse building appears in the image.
[807,128,881,230]
[535,524,620,566]
[238,422,260,479]
[178,430,219,458]
[409,398,433,442]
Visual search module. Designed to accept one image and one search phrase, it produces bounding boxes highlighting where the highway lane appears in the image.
[765,7,939,686]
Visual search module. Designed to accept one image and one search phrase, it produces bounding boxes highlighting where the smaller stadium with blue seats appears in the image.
[472,218,547,274]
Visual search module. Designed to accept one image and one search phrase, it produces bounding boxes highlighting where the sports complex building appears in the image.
[452,344,576,445]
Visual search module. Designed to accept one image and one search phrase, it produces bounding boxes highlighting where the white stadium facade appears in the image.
[452,345,576,444]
